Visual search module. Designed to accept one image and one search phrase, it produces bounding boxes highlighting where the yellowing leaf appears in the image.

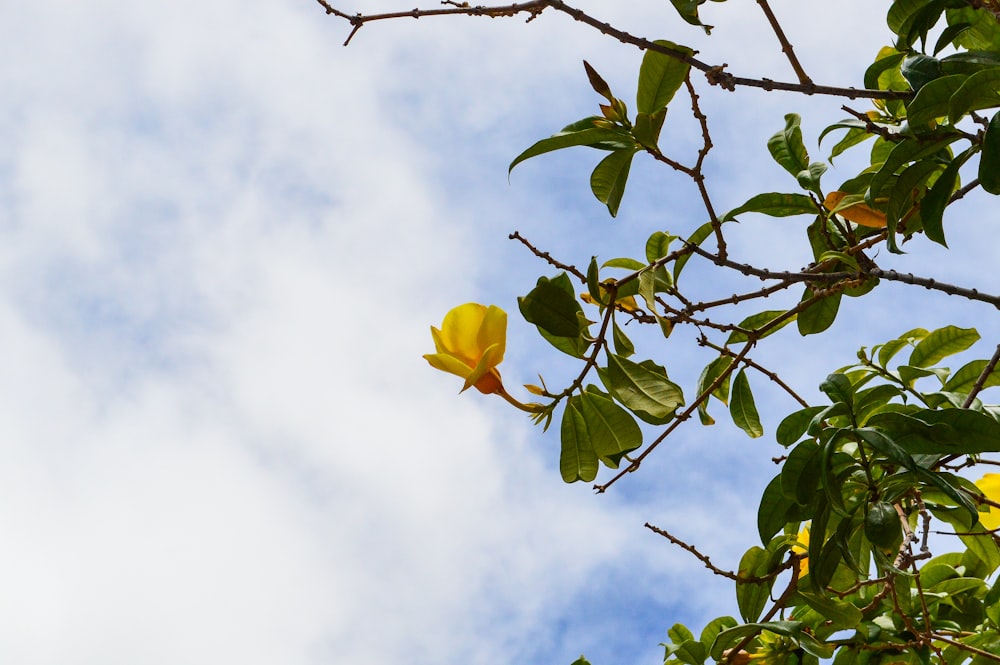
[823,191,888,228]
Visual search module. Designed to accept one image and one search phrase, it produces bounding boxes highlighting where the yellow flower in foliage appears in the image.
[976,474,1000,530]
[824,191,888,229]
[792,526,810,577]
[424,303,507,394]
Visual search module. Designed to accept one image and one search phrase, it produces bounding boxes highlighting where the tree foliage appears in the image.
[320,0,1000,662]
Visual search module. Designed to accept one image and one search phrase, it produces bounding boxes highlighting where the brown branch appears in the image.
[756,0,812,86]
[682,243,1000,308]
[509,230,587,282]
[317,0,913,100]
[963,343,1000,407]
[934,635,1000,663]
[596,295,816,492]
[699,335,810,408]
[684,279,798,313]
[647,523,749,582]
[868,268,1000,309]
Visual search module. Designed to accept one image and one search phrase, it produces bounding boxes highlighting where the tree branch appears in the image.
[316,0,913,100]
[756,0,812,85]
[963,343,1000,407]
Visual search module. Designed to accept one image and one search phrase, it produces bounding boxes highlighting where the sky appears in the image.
[0,1,997,664]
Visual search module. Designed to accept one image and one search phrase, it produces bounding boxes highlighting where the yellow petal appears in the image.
[438,303,490,365]
[423,352,474,381]
[476,305,507,364]
[976,474,1000,530]
[792,527,810,576]
[463,342,505,393]
[824,191,887,229]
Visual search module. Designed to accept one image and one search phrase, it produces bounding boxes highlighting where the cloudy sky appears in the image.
[1,2,997,664]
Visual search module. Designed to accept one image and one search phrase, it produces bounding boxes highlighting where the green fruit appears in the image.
[865,501,901,549]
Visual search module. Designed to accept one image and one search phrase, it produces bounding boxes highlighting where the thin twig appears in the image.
[699,336,810,408]
[645,523,782,582]
[963,343,1000,407]
[316,0,913,100]
[756,0,812,85]
[509,231,587,281]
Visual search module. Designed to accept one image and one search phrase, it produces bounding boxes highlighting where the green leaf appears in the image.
[959,523,1000,577]
[731,369,763,438]
[673,221,714,283]
[670,640,707,665]
[857,427,978,522]
[908,325,979,368]
[946,7,1000,51]
[667,0,715,34]
[776,406,826,446]
[797,287,842,336]
[570,657,592,665]
[864,49,907,91]
[636,40,693,114]
[782,441,823,506]
[796,161,827,195]
[758,475,791,543]
[948,68,1000,122]
[560,395,599,483]
[720,192,817,222]
[867,408,1000,454]
[727,310,794,344]
[586,257,602,305]
[768,114,810,179]
[921,145,975,246]
[906,74,968,127]
[820,373,855,408]
[518,273,586,339]
[711,621,833,661]
[590,148,637,217]
[603,257,646,271]
[668,623,695,645]
[632,108,667,150]
[867,136,960,206]
[699,617,738,650]
[944,359,1000,393]
[820,121,878,162]
[695,356,731,425]
[604,354,684,424]
[889,0,947,51]
[901,54,943,91]
[612,321,635,358]
[980,110,1000,194]
[885,158,942,231]
[797,591,864,629]
[646,230,677,264]
[736,546,773,622]
[509,120,635,173]
[580,386,643,468]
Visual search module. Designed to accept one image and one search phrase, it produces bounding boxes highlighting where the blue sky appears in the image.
[1,1,998,664]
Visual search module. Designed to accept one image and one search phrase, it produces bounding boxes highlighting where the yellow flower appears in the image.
[792,526,810,577]
[424,303,507,394]
[976,474,1000,530]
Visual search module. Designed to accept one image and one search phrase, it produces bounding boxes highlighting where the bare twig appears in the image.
[699,335,810,408]
[756,0,812,86]
[316,0,913,100]
[509,231,587,281]
[962,343,1000,407]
